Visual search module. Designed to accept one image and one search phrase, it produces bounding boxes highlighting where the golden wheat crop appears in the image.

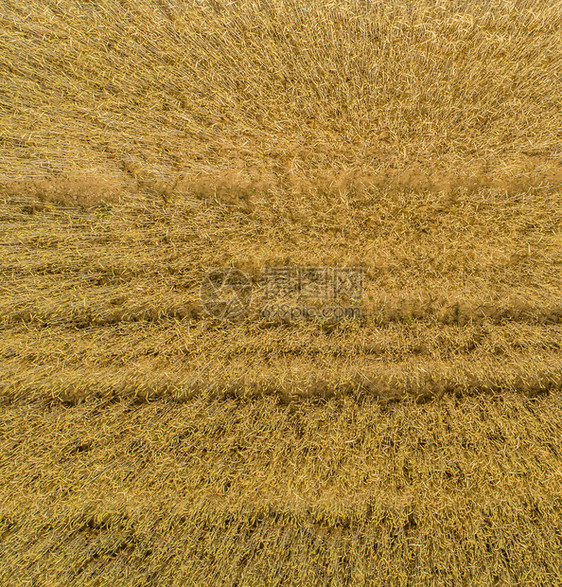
[0,0,561,584]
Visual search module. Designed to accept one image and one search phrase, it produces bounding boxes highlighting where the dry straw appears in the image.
[1,0,561,583]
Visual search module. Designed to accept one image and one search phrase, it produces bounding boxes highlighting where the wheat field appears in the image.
[1,0,561,584]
